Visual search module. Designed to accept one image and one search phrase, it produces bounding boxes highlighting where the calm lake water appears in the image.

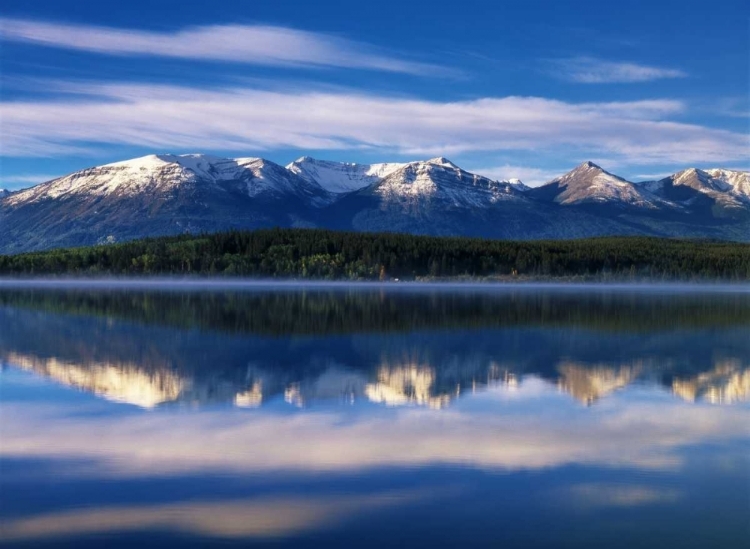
[1,283,748,548]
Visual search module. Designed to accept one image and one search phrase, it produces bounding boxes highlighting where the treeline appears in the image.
[0,228,749,280]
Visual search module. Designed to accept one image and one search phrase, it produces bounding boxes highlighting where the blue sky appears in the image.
[1,0,748,189]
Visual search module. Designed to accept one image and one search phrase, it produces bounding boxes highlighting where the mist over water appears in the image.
[1,284,748,547]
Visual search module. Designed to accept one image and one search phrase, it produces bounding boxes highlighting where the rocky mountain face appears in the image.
[528,161,669,209]
[1,155,748,253]
[641,168,750,220]
[0,154,328,253]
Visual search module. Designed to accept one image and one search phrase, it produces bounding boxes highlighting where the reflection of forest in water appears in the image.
[1,288,749,408]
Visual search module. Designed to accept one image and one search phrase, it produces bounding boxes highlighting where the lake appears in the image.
[0,282,748,548]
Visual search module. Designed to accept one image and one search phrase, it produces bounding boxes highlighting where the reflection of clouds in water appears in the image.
[1,381,747,478]
[562,483,683,509]
[0,490,433,542]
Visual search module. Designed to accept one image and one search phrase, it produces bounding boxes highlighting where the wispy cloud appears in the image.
[551,57,688,83]
[0,18,443,75]
[713,97,750,118]
[1,174,60,189]
[2,80,746,166]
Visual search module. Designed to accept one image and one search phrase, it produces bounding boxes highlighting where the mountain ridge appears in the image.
[1,153,748,253]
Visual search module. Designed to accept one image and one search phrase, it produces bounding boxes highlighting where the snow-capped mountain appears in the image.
[370,157,525,208]
[506,179,530,192]
[640,168,750,219]
[6,154,331,206]
[0,189,10,199]
[529,161,669,210]
[1,154,749,254]
[286,156,405,194]
[0,154,329,254]
[705,168,750,197]
[326,157,630,239]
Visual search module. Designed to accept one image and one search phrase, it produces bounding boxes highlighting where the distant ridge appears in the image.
[1,154,748,253]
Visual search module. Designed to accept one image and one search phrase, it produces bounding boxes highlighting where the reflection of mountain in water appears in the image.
[1,289,749,408]
[8,349,748,408]
[556,362,646,405]
[6,353,183,408]
[672,360,750,405]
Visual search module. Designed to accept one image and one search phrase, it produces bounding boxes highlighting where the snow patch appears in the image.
[287,157,405,194]
[374,161,524,208]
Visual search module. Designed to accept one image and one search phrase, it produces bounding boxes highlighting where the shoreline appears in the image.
[1,277,749,293]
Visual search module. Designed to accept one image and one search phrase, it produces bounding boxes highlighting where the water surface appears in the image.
[1,283,748,547]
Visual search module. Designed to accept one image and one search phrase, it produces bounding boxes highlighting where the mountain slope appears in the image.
[2,154,749,254]
[286,156,404,194]
[529,161,669,210]
[0,154,326,254]
[369,157,525,207]
[641,168,750,220]
[323,158,632,239]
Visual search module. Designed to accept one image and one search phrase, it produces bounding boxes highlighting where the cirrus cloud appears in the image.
[0,18,444,75]
[1,81,746,166]
[551,57,688,83]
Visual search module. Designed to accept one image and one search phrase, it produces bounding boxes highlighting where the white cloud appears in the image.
[1,174,59,189]
[0,18,442,75]
[552,57,688,83]
[1,81,746,166]
[632,172,673,182]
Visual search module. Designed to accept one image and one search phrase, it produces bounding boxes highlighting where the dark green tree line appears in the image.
[0,228,748,280]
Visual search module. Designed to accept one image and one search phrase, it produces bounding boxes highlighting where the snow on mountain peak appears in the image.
[533,161,667,209]
[5,153,327,206]
[671,167,732,193]
[571,160,605,173]
[506,178,530,192]
[682,168,750,195]
[372,158,525,207]
[426,157,459,168]
[286,157,405,194]
[705,168,750,197]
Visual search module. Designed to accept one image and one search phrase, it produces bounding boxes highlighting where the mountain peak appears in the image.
[292,155,315,164]
[529,160,665,209]
[672,167,732,192]
[426,157,459,168]
[575,160,604,171]
[102,153,225,170]
[4,151,750,256]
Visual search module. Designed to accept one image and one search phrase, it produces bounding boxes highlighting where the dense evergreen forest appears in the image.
[0,228,748,280]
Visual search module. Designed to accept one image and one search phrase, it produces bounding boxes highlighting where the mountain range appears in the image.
[1,154,748,253]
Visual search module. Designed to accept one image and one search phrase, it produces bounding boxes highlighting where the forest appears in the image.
[0,228,748,280]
